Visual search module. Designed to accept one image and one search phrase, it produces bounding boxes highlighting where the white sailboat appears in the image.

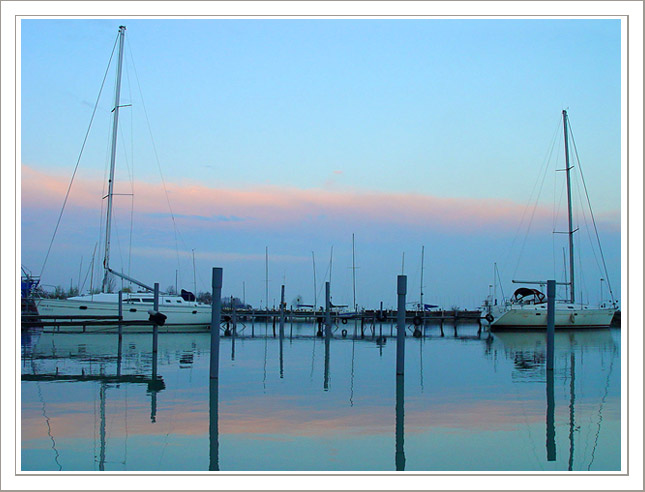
[34,26,211,329]
[485,110,617,330]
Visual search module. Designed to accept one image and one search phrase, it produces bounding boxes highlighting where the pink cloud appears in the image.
[21,164,599,234]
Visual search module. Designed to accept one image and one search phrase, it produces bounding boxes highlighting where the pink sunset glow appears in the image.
[21,164,553,233]
[21,389,562,443]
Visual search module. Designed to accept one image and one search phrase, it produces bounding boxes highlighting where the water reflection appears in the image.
[20,323,620,471]
[492,329,619,472]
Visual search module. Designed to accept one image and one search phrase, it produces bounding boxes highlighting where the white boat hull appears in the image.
[489,304,615,330]
[34,297,211,330]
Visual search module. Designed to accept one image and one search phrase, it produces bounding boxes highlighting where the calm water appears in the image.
[21,322,621,472]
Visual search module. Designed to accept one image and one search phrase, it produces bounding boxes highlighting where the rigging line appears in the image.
[569,127,616,302]
[495,264,506,302]
[39,35,119,283]
[80,243,98,293]
[127,45,185,283]
[506,118,561,281]
[503,118,560,276]
[573,167,605,285]
[512,137,555,280]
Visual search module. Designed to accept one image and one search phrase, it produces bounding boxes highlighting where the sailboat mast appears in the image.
[312,251,317,310]
[102,26,127,293]
[420,245,425,310]
[562,109,575,303]
[352,233,356,312]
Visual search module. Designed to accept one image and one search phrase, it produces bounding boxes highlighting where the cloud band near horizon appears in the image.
[23,164,619,234]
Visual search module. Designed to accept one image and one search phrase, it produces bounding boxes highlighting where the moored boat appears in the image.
[485,110,618,330]
[32,26,212,329]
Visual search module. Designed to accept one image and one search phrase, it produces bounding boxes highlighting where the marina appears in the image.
[14,15,629,483]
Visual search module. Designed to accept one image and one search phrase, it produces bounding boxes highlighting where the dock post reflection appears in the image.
[324,334,330,390]
[99,381,106,471]
[396,275,407,376]
[546,365,556,461]
[395,374,405,471]
[209,378,219,471]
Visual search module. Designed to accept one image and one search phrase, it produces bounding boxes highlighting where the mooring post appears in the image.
[232,297,237,335]
[397,275,407,376]
[152,282,159,356]
[251,309,255,337]
[210,268,223,380]
[117,290,123,377]
[546,279,556,372]
[325,282,332,341]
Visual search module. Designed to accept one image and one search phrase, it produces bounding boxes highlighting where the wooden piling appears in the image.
[117,291,123,377]
[325,282,332,341]
[210,268,223,380]
[279,285,285,339]
[396,275,406,376]
[546,279,555,371]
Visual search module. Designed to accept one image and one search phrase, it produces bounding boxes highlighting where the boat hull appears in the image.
[33,298,211,330]
[489,305,616,330]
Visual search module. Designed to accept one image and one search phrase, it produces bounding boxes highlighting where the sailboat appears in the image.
[34,26,211,329]
[485,110,617,330]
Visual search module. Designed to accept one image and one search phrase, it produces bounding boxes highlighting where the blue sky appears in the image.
[20,18,622,308]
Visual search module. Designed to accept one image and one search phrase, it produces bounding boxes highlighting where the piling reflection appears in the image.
[209,378,219,471]
[99,382,106,471]
[323,335,330,391]
[568,352,575,471]
[546,366,556,461]
[395,374,405,471]
[279,334,284,379]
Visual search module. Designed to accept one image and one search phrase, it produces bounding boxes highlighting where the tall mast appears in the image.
[352,233,356,311]
[562,110,575,303]
[420,245,425,310]
[102,26,127,293]
[265,246,269,312]
[192,249,197,295]
[312,251,317,309]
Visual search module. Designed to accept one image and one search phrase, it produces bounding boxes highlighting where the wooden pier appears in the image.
[21,309,482,335]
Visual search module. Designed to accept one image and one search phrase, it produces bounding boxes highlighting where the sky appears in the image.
[19,17,623,309]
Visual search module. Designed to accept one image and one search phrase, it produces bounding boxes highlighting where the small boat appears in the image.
[485,110,618,330]
[33,26,211,329]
